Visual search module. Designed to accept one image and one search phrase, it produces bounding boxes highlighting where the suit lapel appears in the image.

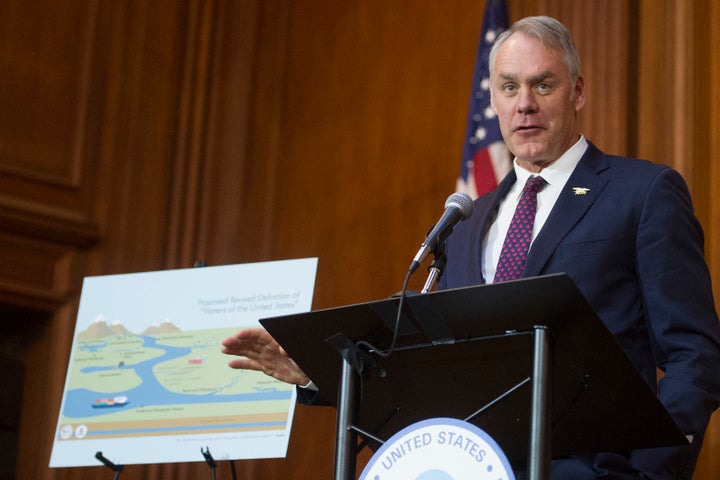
[523,145,610,277]
[482,171,517,233]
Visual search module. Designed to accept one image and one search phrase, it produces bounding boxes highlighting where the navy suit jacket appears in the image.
[440,143,720,478]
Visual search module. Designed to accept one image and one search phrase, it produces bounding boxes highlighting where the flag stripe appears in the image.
[472,148,499,195]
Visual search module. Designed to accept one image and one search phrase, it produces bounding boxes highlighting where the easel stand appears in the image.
[94,448,239,479]
[95,452,123,480]
[261,274,687,480]
[202,447,217,480]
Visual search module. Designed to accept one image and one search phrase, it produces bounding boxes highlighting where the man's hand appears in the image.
[221,328,311,386]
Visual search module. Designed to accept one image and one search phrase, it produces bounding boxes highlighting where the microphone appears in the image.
[409,193,473,274]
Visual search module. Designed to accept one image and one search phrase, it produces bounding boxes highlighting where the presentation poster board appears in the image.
[49,258,318,468]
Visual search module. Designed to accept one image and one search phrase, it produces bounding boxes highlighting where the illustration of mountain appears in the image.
[141,319,182,336]
[77,315,134,340]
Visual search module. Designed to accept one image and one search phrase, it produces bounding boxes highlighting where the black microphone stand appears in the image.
[420,245,446,294]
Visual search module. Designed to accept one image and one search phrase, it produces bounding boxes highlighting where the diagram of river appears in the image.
[62,335,291,419]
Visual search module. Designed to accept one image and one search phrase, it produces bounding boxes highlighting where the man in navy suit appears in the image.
[437,15,720,479]
[222,15,720,479]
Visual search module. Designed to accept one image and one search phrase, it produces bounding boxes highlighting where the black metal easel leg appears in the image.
[334,357,359,480]
[528,325,551,480]
[201,446,217,480]
[95,451,124,479]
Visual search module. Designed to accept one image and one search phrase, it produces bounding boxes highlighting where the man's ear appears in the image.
[573,75,586,111]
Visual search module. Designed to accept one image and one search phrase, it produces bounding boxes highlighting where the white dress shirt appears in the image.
[482,136,589,283]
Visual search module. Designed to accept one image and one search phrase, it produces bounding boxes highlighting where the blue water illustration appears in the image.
[62,335,291,419]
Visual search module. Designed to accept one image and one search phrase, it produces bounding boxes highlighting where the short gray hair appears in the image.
[489,16,581,82]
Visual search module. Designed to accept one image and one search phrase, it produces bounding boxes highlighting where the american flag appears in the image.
[456,0,512,199]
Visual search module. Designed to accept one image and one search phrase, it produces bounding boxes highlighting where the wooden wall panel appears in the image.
[705,0,720,333]
[636,0,692,172]
[1,1,720,479]
[265,0,486,308]
[0,232,78,311]
[5,0,228,478]
[0,0,100,315]
[0,0,101,235]
[0,0,96,187]
[688,1,720,477]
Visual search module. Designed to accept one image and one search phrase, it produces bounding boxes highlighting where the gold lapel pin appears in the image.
[572,187,590,195]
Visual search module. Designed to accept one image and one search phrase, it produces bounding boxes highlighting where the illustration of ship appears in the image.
[91,396,129,408]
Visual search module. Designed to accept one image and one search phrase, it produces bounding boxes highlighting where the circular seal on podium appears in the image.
[360,417,515,480]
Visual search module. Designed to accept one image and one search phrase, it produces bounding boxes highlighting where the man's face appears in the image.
[490,33,585,172]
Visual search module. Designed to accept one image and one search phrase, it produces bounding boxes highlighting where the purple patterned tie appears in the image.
[493,175,547,283]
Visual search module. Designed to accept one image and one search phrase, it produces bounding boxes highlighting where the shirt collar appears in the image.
[512,135,589,188]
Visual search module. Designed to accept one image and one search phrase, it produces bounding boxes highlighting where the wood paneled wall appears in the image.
[1,1,718,478]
